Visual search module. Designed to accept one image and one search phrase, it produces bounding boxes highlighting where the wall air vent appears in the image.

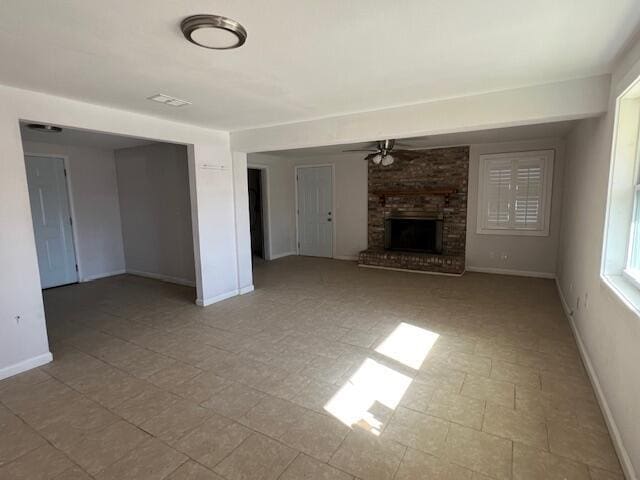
[147,94,191,107]
[27,123,62,133]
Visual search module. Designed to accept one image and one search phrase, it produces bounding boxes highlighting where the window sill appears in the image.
[476,228,549,237]
[601,273,640,319]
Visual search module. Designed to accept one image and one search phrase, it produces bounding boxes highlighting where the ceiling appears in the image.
[20,123,157,150]
[1,1,638,131]
[267,121,578,157]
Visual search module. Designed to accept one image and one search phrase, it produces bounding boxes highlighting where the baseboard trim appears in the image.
[196,289,240,306]
[81,269,126,282]
[466,266,555,279]
[239,285,255,294]
[555,279,638,480]
[334,255,359,261]
[269,251,296,260]
[126,269,196,287]
[358,264,464,277]
[0,352,53,381]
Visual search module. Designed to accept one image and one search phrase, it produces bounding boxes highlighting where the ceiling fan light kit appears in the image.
[344,139,408,166]
[381,154,395,166]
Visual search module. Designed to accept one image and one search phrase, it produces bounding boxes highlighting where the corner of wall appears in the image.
[0,352,52,382]
[554,279,638,480]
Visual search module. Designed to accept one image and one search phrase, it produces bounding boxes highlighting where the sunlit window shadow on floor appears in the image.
[324,322,440,434]
[375,322,440,370]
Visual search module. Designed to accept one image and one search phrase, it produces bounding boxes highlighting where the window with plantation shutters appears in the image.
[477,150,554,236]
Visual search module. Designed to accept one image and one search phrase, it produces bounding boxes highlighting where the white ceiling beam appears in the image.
[230,75,611,153]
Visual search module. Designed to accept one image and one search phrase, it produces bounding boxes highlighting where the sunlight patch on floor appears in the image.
[324,358,412,434]
[375,322,440,370]
[324,323,440,434]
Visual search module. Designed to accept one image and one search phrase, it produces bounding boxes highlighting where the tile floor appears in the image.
[0,257,625,480]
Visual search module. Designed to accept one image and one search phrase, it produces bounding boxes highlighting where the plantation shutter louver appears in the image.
[514,158,544,229]
[485,159,512,228]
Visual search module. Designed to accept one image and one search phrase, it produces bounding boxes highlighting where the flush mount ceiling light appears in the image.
[147,93,191,107]
[181,14,247,50]
[27,123,62,133]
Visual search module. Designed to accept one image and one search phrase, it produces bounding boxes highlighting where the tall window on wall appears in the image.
[477,150,554,236]
[602,75,640,305]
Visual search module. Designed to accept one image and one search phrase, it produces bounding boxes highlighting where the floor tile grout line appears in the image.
[390,444,408,480]
[0,405,93,480]
[52,334,204,392]
[25,264,621,479]
[274,451,303,480]
[511,439,515,479]
[5,360,202,477]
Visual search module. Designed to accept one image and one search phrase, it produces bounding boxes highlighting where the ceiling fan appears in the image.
[343,139,416,166]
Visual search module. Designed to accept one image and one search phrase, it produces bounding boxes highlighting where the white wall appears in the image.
[466,138,565,277]
[22,140,126,282]
[115,143,195,286]
[0,84,252,380]
[0,114,52,380]
[253,141,565,272]
[248,152,368,260]
[555,38,640,478]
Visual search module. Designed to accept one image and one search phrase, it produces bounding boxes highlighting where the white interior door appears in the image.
[25,155,78,288]
[297,165,333,257]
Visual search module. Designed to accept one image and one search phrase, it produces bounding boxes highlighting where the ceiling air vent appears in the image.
[147,94,191,107]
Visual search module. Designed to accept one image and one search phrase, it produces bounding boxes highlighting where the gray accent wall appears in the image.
[115,143,195,285]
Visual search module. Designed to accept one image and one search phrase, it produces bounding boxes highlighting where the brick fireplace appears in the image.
[358,146,469,274]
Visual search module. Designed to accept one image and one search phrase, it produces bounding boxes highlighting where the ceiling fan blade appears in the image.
[342,148,379,152]
[394,146,432,151]
[391,148,423,154]
[364,152,379,161]
[393,142,417,148]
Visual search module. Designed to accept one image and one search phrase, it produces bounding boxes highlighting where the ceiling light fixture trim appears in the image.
[181,14,247,50]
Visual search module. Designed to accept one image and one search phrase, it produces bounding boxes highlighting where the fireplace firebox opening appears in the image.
[384,216,443,254]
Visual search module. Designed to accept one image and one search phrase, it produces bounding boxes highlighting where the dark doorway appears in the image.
[248,168,265,259]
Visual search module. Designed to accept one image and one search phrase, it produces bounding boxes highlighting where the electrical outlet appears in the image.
[584,292,589,310]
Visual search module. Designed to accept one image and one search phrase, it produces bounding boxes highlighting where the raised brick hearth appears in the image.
[358,249,465,274]
[358,146,469,274]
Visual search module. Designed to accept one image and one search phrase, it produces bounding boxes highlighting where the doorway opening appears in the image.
[20,122,197,296]
[248,167,265,260]
[21,121,201,362]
